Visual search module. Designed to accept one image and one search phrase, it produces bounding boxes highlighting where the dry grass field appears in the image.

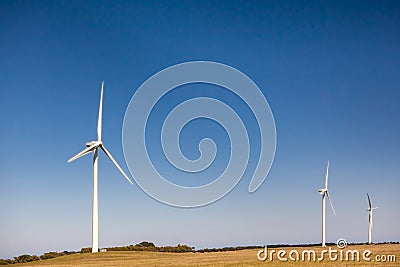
[12,244,399,267]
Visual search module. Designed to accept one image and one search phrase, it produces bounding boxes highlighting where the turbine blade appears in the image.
[325,161,330,189]
[97,81,104,141]
[367,193,372,209]
[100,145,133,185]
[326,191,336,215]
[68,143,98,163]
[369,211,371,225]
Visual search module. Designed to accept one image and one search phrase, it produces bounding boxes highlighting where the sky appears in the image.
[1,0,400,259]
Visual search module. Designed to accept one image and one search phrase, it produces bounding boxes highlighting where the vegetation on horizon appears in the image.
[0,242,193,265]
[1,241,399,265]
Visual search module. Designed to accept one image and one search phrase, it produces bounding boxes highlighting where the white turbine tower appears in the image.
[318,161,336,247]
[68,81,133,253]
[366,193,378,244]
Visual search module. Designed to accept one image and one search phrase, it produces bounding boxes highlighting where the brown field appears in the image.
[13,244,399,267]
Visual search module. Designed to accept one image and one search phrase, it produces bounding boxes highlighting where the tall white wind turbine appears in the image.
[68,81,133,253]
[318,161,336,247]
[366,193,378,244]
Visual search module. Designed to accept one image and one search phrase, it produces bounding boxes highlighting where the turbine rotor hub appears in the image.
[318,189,327,194]
[86,140,102,147]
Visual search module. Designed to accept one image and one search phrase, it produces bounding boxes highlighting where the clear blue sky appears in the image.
[1,0,399,259]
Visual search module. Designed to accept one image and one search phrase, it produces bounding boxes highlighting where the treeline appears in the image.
[100,241,193,253]
[1,241,399,265]
[196,241,400,253]
[0,251,76,265]
[197,245,262,253]
[196,244,325,252]
[0,242,193,265]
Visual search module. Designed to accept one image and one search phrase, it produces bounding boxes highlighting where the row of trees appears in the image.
[85,241,194,253]
[0,251,76,265]
[194,241,400,253]
[1,241,398,265]
[0,242,193,265]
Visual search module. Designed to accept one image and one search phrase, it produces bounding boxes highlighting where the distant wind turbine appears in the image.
[68,81,133,253]
[366,193,378,244]
[318,161,336,247]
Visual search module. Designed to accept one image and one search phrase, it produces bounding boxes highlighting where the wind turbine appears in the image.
[318,161,336,247]
[68,81,133,253]
[366,193,378,244]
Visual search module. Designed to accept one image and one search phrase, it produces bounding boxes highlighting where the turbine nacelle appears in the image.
[86,140,102,148]
[318,188,327,195]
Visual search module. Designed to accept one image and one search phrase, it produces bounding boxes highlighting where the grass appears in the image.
[12,244,399,267]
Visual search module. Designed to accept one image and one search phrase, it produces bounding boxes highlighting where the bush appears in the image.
[40,252,61,260]
[0,259,14,265]
[80,247,92,253]
[14,254,39,263]
[138,241,155,247]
